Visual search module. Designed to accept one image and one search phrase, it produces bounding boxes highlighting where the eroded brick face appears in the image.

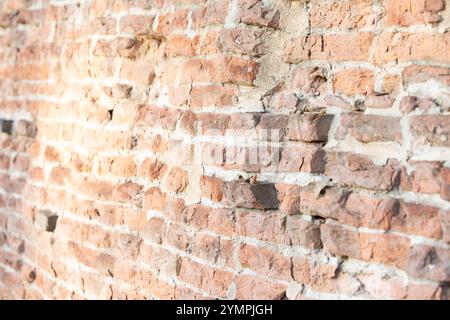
[0,0,449,300]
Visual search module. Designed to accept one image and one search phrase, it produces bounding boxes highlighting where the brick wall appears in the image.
[0,0,449,300]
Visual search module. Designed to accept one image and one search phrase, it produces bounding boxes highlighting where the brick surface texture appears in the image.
[0,0,449,300]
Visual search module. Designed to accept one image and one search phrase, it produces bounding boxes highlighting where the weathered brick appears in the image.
[278,144,325,173]
[35,210,59,232]
[156,10,188,35]
[337,113,403,143]
[385,0,445,26]
[291,66,328,96]
[235,275,286,300]
[441,168,450,201]
[200,175,224,202]
[192,1,229,29]
[166,167,189,193]
[190,85,238,108]
[190,234,233,267]
[138,159,167,181]
[1,0,449,300]
[119,15,154,34]
[403,65,450,87]
[325,152,400,191]
[68,241,116,275]
[410,115,450,147]
[237,210,286,243]
[236,0,280,29]
[143,187,167,212]
[223,181,279,209]
[284,33,374,63]
[407,245,450,282]
[292,257,362,296]
[309,0,376,30]
[344,193,398,230]
[178,57,259,86]
[392,202,443,239]
[372,32,450,65]
[286,215,322,249]
[178,257,233,297]
[300,184,349,220]
[239,244,292,281]
[322,223,411,269]
[333,68,374,96]
[94,37,143,58]
[218,28,265,56]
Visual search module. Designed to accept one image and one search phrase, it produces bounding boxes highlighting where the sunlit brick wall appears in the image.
[0,0,449,300]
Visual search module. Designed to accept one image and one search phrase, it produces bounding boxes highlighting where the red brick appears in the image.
[325,152,400,191]
[236,0,280,29]
[135,105,180,130]
[393,202,443,239]
[359,233,411,269]
[143,217,166,244]
[407,245,450,282]
[410,115,450,147]
[93,37,143,58]
[165,223,191,251]
[218,28,265,56]
[164,35,197,57]
[178,57,259,86]
[321,223,361,259]
[337,113,402,143]
[372,32,450,65]
[309,0,376,30]
[190,234,233,267]
[403,65,450,87]
[278,144,325,173]
[237,210,286,243]
[138,159,167,181]
[291,66,328,96]
[166,167,189,193]
[120,60,156,84]
[223,181,279,209]
[178,257,233,297]
[192,1,229,29]
[400,96,441,114]
[256,113,333,142]
[286,215,322,249]
[156,10,188,35]
[143,187,167,212]
[190,85,238,108]
[300,184,349,220]
[364,95,395,109]
[344,193,398,230]
[333,68,374,96]
[68,241,115,275]
[200,175,224,202]
[441,168,450,201]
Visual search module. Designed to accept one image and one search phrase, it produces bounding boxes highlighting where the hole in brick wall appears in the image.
[108,109,114,121]
[0,119,13,135]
